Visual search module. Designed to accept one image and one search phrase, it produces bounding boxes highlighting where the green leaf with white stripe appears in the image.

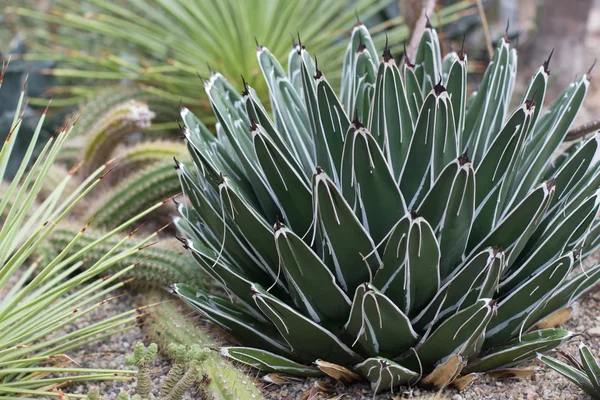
[403,61,423,119]
[445,52,467,148]
[257,45,315,176]
[354,357,419,393]
[412,248,503,333]
[251,283,362,365]
[173,284,291,355]
[252,123,313,233]
[368,52,415,179]
[467,328,574,372]
[484,253,574,347]
[313,169,380,295]
[372,213,440,317]
[414,27,443,97]
[340,122,406,243]
[220,347,323,377]
[274,225,351,323]
[403,299,494,370]
[343,283,419,358]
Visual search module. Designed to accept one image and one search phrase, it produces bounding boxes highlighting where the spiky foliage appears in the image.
[0,65,169,398]
[11,0,478,112]
[540,343,600,399]
[143,290,265,399]
[39,227,204,288]
[171,21,600,394]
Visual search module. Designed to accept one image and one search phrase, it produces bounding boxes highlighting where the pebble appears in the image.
[452,395,463,400]
[589,326,600,336]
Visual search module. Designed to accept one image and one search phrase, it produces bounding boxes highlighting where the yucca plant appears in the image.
[539,343,600,399]
[11,0,479,112]
[171,21,600,394]
[0,62,170,398]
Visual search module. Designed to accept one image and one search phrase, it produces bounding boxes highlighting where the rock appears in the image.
[589,326,600,336]
[452,395,463,400]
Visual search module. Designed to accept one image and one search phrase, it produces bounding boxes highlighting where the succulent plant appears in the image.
[539,343,600,399]
[171,22,600,394]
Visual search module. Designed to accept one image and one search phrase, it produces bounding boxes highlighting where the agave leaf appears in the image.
[219,347,323,377]
[176,162,264,274]
[352,47,377,123]
[243,83,306,178]
[510,75,589,207]
[414,27,443,97]
[539,353,600,398]
[463,38,515,164]
[252,123,313,233]
[519,64,548,134]
[368,51,415,179]
[403,299,494,370]
[546,134,600,213]
[485,253,574,347]
[274,225,351,323]
[173,284,292,355]
[542,140,583,181]
[474,104,532,224]
[535,263,600,322]
[354,357,419,393]
[288,44,303,95]
[218,177,281,280]
[343,283,419,358]
[205,74,278,217]
[412,248,503,333]
[467,180,554,269]
[467,328,574,373]
[418,155,475,277]
[445,52,467,147]
[579,343,600,393]
[314,71,351,181]
[257,45,315,176]
[251,283,362,365]
[398,90,439,208]
[340,122,406,243]
[403,61,423,120]
[583,219,600,259]
[502,193,600,292]
[373,213,440,316]
[341,24,378,115]
[313,170,380,294]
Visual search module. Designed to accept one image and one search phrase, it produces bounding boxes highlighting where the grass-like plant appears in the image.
[171,20,600,394]
[0,63,168,398]
[11,0,478,112]
[539,343,600,399]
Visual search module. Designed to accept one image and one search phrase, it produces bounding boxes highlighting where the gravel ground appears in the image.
[55,285,598,400]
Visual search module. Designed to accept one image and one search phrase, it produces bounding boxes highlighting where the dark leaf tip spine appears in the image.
[543,48,554,74]
[382,34,393,62]
[458,150,470,165]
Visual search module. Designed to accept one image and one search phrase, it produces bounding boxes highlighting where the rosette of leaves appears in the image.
[171,22,600,394]
[539,344,600,399]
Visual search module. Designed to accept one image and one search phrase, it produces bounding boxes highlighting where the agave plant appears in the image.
[171,21,600,393]
[539,343,600,399]
[0,63,169,397]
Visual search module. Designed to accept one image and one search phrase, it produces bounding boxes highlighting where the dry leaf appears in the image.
[315,359,361,383]
[422,354,466,389]
[527,307,572,331]
[262,373,305,384]
[453,373,479,391]
[488,368,536,380]
[302,380,336,400]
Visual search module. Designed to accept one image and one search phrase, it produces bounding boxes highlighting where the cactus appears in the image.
[126,343,159,399]
[142,290,264,399]
[40,226,204,288]
[85,162,181,229]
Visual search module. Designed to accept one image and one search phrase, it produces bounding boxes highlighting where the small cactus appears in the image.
[142,290,264,399]
[125,343,158,399]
